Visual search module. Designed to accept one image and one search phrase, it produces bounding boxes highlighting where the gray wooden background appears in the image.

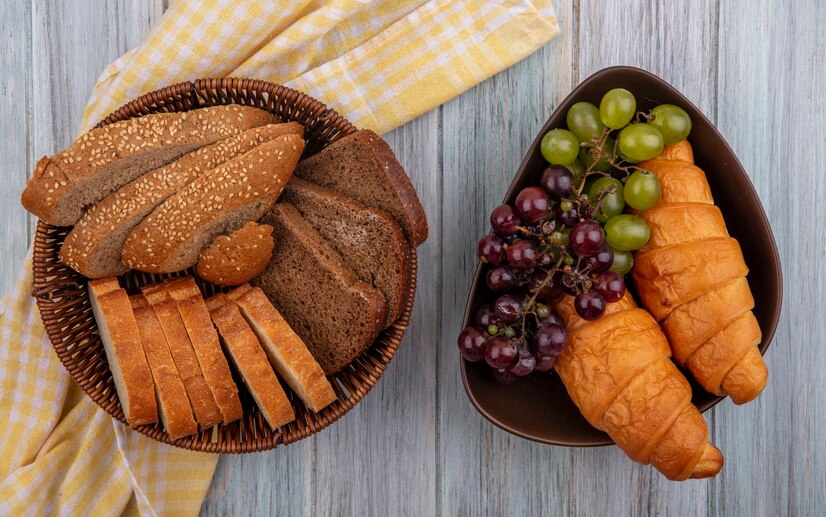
[1,1,823,515]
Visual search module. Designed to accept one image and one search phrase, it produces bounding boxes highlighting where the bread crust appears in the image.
[196,222,274,286]
[22,105,277,225]
[88,278,158,426]
[122,134,304,273]
[165,277,244,424]
[207,293,295,429]
[230,285,336,412]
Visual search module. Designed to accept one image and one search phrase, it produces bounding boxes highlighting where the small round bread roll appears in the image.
[196,222,274,286]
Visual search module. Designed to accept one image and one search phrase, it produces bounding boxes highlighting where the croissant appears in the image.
[631,141,768,404]
[553,293,723,480]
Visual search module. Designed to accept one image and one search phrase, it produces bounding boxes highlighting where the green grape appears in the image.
[588,177,625,223]
[609,247,634,275]
[649,104,692,145]
[599,88,636,129]
[624,170,661,210]
[566,102,605,143]
[579,135,616,172]
[541,129,580,165]
[618,124,665,163]
[550,228,570,246]
[560,200,573,212]
[605,214,650,251]
[566,158,587,182]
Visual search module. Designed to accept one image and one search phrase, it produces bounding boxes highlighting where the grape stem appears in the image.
[520,254,566,337]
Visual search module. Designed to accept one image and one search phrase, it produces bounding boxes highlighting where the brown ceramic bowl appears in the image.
[460,66,783,446]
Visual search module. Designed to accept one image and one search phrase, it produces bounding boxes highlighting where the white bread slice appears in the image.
[228,285,336,412]
[130,295,198,440]
[87,278,157,425]
[206,293,295,429]
[164,277,243,424]
[141,284,223,429]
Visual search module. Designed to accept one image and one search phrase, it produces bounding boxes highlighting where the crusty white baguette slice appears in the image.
[142,284,223,429]
[130,295,198,440]
[228,285,336,412]
[121,134,305,273]
[22,105,278,226]
[206,293,295,429]
[61,123,303,279]
[164,277,243,424]
[87,278,157,426]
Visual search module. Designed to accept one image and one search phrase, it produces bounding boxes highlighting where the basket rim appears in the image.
[31,77,418,453]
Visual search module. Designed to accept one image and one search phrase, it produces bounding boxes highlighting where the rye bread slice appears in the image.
[22,105,278,226]
[294,129,428,246]
[60,123,302,278]
[255,203,387,374]
[281,178,410,326]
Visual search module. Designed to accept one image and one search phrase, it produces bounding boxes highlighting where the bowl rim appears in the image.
[460,65,783,447]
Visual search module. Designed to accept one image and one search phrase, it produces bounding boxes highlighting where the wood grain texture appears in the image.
[1,0,823,515]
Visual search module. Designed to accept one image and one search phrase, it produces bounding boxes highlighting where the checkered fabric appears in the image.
[0,1,559,515]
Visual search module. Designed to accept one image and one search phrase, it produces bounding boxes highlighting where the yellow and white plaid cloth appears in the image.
[0,1,559,515]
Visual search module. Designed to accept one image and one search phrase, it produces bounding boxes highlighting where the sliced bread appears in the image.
[141,284,223,429]
[206,293,295,429]
[282,178,410,326]
[130,295,198,439]
[165,277,243,424]
[87,278,158,426]
[196,222,274,286]
[228,285,336,412]
[61,123,302,278]
[23,105,277,226]
[294,129,427,246]
[255,203,387,374]
[122,134,305,273]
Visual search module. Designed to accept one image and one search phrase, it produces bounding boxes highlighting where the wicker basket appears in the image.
[31,78,418,453]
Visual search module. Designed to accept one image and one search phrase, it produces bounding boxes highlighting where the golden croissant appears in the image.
[632,141,768,404]
[553,293,723,480]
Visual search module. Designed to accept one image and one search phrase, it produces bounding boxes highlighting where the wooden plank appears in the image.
[0,0,32,297]
[437,1,577,513]
[713,0,826,514]
[307,113,440,516]
[573,1,721,513]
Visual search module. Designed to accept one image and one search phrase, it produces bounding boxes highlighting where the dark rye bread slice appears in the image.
[22,105,277,226]
[255,203,387,374]
[60,123,303,278]
[281,178,410,326]
[294,129,428,246]
[121,134,305,273]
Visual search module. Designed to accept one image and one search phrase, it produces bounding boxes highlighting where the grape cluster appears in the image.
[459,88,693,383]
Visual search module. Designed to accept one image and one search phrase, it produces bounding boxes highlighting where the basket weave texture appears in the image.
[31,78,417,453]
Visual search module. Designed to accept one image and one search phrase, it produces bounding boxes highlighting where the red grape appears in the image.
[528,271,563,303]
[458,327,488,362]
[514,187,551,223]
[509,349,536,377]
[534,354,556,372]
[485,336,518,368]
[474,304,502,328]
[570,220,605,257]
[574,290,606,320]
[477,235,505,264]
[506,240,537,270]
[595,270,626,302]
[532,323,567,357]
[490,204,521,236]
[586,245,614,274]
[486,266,518,292]
[494,294,523,323]
[538,310,564,328]
[558,206,580,227]
[540,165,574,198]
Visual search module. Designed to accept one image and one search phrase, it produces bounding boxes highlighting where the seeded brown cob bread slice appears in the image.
[206,293,296,429]
[22,105,277,226]
[294,129,428,246]
[122,134,305,273]
[87,278,158,426]
[196,222,275,286]
[228,285,337,412]
[60,123,302,279]
[142,284,223,429]
[130,295,198,440]
[255,203,387,374]
[282,178,410,326]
